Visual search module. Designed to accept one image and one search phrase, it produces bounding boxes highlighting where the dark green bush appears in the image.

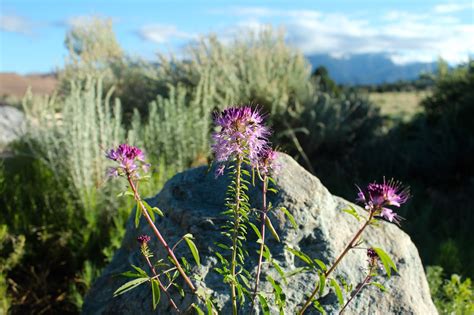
[427,266,474,314]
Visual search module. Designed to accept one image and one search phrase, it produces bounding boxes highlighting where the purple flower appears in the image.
[137,234,151,245]
[381,208,403,225]
[215,164,226,178]
[367,248,382,268]
[356,178,409,225]
[106,144,148,179]
[211,106,270,167]
[256,146,280,176]
[367,248,378,260]
[366,178,410,208]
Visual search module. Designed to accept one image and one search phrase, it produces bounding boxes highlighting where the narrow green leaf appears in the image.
[184,234,201,267]
[192,304,205,315]
[312,299,326,314]
[285,267,309,277]
[142,200,156,222]
[239,273,250,289]
[153,207,164,217]
[343,206,361,221]
[272,260,287,284]
[131,265,148,277]
[248,222,262,241]
[135,203,141,228]
[370,282,386,292]
[206,298,214,315]
[268,188,278,194]
[258,293,270,315]
[151,279,161,310]
[285,247,313,267]
[113,277,149,297]
[280,207,297,229]
[314,259,327,271]
[265,217,280,242]
[318,271,326,296]
[373,247,398,277]
[149,207,156,222]
[330,278,344,306]
[117,190,134,198]
[120,271,143,278]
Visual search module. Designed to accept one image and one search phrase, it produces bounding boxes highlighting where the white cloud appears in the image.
[210,5,474,65]
[0,14,34,36]
[433,2,472,14]
[137,24,195,44]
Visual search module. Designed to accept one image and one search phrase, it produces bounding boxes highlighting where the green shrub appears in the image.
[0,222,25,314]
[1,77,140,313]
[427,266,474,314]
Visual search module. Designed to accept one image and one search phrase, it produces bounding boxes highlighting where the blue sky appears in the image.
[1,0,473,74]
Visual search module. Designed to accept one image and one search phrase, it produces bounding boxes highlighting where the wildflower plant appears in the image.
[102,110,410,314]
[105,144,201,312]
[296,179,410,314]
[211,106,295,314]
[211,106,269,314]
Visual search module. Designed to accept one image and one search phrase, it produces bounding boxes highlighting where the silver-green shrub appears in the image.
[23,78,125,211]
[153,28,314,117]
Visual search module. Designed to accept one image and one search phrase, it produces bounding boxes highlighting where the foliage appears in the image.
[311,60,474,280]
[129,83,212,171]
[427,266,474,314]
[22,77,125,211]
[0,77,154,313]
[0,220,25,314]
[62,16,123,82]
[2,17,472,314]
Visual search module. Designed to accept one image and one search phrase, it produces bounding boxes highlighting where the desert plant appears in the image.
[62,16,123,82]
[22,77,125,213]
[427,265,474,314]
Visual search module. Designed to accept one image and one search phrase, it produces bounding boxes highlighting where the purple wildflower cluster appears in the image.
[137,234,151,245]
[356,178,410,225]
[367,248,381,269]
[106,144,149,178]
[212,106,271,174]
[256,146,280,176]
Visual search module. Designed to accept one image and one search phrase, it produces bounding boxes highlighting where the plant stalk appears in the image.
[127,175,196,292]
[230,157,243,315]
[338,265,374,314]
[298,216,373,314]
[251,175,268,311]
[143,252,181,313]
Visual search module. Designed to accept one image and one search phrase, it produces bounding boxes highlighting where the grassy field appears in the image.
[369,90,431,122]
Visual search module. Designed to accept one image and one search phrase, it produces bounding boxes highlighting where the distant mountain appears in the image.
[306,53,437,85]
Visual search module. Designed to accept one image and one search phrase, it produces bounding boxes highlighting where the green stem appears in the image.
[143,251,181,313]
[251,175,268,311]
[338,265,374,314]
[298,216,373,315]
[127,175,196,292]
[230,157,243,315]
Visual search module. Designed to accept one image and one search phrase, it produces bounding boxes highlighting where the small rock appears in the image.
[0,105,25,152]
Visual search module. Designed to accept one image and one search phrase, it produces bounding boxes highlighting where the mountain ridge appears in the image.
[306,53,437,85]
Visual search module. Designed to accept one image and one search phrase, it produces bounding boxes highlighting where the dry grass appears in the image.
[0,73,57,103]
[369,90,431,122]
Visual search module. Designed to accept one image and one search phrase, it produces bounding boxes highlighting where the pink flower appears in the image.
[356,178,409,225]
[137,234,151,245]
[211,106,271,176]
[106,144,149,179]
[256,146,280,176]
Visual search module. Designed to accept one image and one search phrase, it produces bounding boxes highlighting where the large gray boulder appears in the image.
[0,105,25,152]
[83,153,437,314]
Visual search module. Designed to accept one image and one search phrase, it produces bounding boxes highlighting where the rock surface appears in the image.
[83,153,437,314]
[0,106,25,152]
